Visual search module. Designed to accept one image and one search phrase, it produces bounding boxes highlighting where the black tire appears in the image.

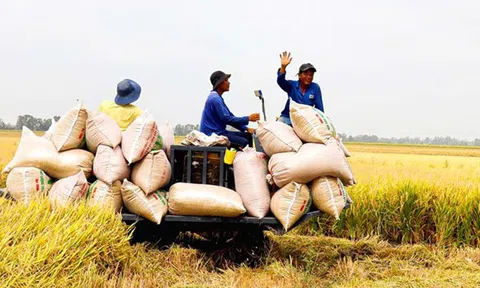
[130,222,180,249]
[181,228,271,269]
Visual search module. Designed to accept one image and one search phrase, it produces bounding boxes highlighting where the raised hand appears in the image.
[279,51,292,74]
[280,51,292,68]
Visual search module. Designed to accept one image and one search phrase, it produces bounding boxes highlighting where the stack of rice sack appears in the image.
[167,182,246,217]
[165,146,271,220]
[257,100,356,231]
[3,102,94,206]
[2,101,175,225]
[120,113,172,224]
[165,135,252,219]
[2,100,247,223]
[232,147,270,218]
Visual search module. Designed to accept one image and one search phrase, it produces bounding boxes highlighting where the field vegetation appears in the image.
[1,130,480,287]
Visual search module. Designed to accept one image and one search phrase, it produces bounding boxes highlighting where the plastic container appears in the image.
[224,148,237,165]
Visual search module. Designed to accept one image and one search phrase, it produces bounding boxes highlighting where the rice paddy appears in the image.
[1,130,480,287]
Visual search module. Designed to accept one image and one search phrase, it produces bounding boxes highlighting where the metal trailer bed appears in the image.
[121,210,323,236]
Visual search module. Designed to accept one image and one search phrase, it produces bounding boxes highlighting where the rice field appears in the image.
[346,142,480,157]
[303,150,480,247]
[2,197,480,287]
[2,129,480,286]
[0,131,24,165]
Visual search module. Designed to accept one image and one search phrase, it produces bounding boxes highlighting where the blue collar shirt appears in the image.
[277,69,324,118]
[200,91,249,136]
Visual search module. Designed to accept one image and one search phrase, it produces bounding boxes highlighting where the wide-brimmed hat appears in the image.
[210,70,231,89]
[115,79,141,105]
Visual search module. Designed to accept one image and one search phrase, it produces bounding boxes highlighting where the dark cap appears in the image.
[298,63,317,73]
[210,70,231,89]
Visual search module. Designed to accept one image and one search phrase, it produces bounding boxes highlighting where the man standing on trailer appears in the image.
[276,51,350,155]
[200,70,260,148]
[276,51,324,126]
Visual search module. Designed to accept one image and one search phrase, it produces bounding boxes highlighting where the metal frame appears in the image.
[252,134,265,154]
[121,210,321,235]
[0,184,345,235]
[169,145,228,187]
[122,214,281,225]
[124,144,323,234]
[0,145,346,236]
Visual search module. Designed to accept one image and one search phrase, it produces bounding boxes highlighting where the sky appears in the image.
[0,0,479,140]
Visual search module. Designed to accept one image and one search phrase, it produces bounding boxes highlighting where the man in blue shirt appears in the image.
[200,70,260,148]
[276,51,324,126]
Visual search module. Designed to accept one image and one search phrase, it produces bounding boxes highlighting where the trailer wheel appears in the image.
[181,228,271,269]
[130,222,180,249]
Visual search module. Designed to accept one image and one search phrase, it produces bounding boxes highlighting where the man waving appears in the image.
[276,51,324,126]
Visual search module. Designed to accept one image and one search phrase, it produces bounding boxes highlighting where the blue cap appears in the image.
[115,79,141,105]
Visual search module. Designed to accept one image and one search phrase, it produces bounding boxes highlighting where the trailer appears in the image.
[0,141,348,267]
[120,143,349,266]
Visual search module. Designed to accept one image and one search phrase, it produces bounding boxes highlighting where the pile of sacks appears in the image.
[1,99,356,232]
[0,101,262,225]
[256,100,356,231]
[2,101,176,224]
[166,146,269,220]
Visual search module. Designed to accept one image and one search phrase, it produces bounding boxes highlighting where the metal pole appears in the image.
[261,97,267,121]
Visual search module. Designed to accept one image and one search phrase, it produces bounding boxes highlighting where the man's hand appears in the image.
[279,51,292,74]
[248,113,260,122]
[247,127,256,134]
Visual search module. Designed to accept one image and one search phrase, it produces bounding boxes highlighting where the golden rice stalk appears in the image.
[0,196,134,287]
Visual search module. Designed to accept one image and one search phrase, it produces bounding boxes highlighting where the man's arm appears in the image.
[277,51,293,94]
[314,84,325,112]
[228,108,248,132]
[277,69,293,94]
[212,98,249,131]
[232,123,248,132]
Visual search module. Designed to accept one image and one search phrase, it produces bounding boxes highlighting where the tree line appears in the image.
[0,116,200,136]
[1,116,479,146]
[337,133,480,146]
[173,124,200,136]
[0,115,61,131]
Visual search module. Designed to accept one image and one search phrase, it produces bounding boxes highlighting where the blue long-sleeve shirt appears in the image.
[200,91,249,136]
[277,69,324,118]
